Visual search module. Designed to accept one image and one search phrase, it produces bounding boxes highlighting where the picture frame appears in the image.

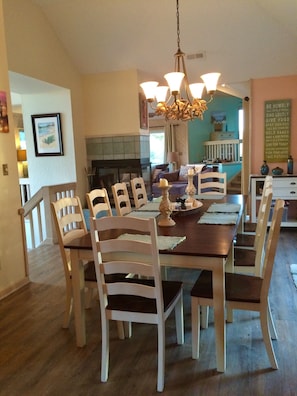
[31,113,63,156]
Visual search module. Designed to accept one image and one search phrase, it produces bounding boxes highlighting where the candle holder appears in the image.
[158,185,175,227]
[185,173,197,206]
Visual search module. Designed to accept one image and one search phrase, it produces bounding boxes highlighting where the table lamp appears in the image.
[17,149,28,178]
[167,152,179,171]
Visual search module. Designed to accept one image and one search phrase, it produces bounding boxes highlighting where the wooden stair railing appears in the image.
[204,139,242,162]
[21,183,76,249]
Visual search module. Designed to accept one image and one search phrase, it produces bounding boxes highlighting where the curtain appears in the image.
[165,123,176,153]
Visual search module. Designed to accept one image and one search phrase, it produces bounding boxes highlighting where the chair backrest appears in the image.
[112,182,132,216]
[263,175,273,191]
[51,196,87,278]
[260,199,284,299]
[197,172,227,195]
[253,188,273,276]
[254,187,273,249]
[86,188,113,218]
[90,216,163,320]
[130,177,148,209]
[256,175,273,217]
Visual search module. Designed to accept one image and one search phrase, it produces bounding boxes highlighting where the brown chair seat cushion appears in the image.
[83,261,97,281]
[106,279,183,314]
[191,270,262,304]
[83,261,128,283]
[244,222,257,233]
[234,248,256,267]
[235,233,255,248]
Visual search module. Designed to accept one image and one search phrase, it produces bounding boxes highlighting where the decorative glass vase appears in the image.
[260,161,269,175]
[287,155,293,174]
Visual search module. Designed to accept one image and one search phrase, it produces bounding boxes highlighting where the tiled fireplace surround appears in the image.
[86,135,151,196]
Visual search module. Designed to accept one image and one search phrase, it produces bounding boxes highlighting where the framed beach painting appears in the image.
[32,113,63,156]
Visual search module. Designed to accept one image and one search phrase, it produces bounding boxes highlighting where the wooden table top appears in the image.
[65,194,245,260]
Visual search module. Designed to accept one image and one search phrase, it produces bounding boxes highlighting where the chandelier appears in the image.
[140,0,221,122]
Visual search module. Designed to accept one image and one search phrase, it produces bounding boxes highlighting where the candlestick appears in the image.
[185,172,197,206]
[159,178,168,187]
[158,185,175,227]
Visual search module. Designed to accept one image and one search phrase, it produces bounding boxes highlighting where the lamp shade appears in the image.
[164,72,185,94]
[140,81,158,101]
[155,86,169,103]
[189,83,205,99]
[17,149,27,162]
[167,152,179,163]
[200,73,221,94]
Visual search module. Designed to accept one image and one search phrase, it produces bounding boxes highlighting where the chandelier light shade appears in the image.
[140,0,221,121]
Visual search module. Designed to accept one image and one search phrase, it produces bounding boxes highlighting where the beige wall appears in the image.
[3,0,87,199]
[251,75,297,174]
[0,0,27,297]
[83,69,144,137]
[1,0,87,296]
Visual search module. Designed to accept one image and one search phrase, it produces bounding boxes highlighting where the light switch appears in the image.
[2,164,8,176]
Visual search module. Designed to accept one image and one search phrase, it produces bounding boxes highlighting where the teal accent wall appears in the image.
[188,94,242,163]
[220,163,242,181]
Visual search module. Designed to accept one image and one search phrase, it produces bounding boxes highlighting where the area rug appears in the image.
[290,264,297,289]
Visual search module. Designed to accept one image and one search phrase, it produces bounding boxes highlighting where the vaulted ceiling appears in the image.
[18,0,297,98]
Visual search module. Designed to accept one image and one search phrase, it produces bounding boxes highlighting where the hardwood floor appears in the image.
[1,229,297,395]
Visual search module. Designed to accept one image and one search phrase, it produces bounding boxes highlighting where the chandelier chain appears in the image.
[176,0,180,50]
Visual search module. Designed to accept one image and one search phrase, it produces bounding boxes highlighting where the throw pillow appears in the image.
[155,163,169,171]
[162,170,179,182]
[179,165,194,181]
[152,168,162,183]
[186,164,206,174]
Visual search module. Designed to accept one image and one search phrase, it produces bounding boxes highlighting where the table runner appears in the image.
[117,233,186,250]
[206,203,241,213]
[186,194,225,200]
[126,211,160,219]
[135,202,160,211]
[198,212,238,225]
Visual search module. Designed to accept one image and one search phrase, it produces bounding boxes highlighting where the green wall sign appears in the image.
[264,99,291,162]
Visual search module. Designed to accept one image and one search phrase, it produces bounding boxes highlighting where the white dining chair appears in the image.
[51,196,98,328]
[197,172,227,195]
[112,182,132,216]
[191,199,284,370]
[234,188,273,277]
[130,177,148,209]
[51,195,127,339]
[86,188,113,218]
[241,175,273,235]
[200,188,273,330]
[89,215,184,392]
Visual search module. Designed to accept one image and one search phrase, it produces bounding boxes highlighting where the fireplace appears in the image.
[91,158,151,201]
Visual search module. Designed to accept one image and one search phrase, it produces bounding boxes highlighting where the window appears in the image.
[149,129,165,166]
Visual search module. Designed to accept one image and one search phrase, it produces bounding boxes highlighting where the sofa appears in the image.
[151,164,212,198]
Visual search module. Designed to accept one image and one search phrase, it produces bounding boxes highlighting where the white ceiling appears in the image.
[13,0,297,100]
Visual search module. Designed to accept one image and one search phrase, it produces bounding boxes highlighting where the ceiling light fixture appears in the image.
[140,0,221,121]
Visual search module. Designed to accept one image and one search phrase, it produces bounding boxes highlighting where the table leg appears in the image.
[70,249,86,347]
[225,243,234,323]
[212,262,226,372]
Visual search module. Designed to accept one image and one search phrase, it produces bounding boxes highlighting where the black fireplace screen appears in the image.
[91,159,151,201]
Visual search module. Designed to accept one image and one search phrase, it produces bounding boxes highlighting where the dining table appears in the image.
[65,193,245,373]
